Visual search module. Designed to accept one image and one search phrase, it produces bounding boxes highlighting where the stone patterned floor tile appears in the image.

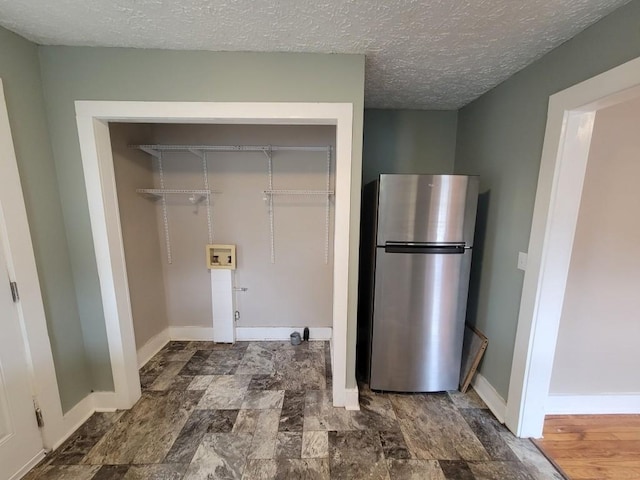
[165,409,239,463]
[247,409,281,460]
[48,411,126,465]
[459,407,519,461]
[22,341,560,480]
[196,375,252,410]
[236,344,276,375]
[83,390,204,465]
[183,433,253,480]
[301,431,329,459]
[438,460,476,480]
[274,459,330,480]
[164,349,197,362]
[123,464,187,479]
[187,375,215,390]
[241,459,277,479]
[22,465,101,480]
[247,374,285,391]
[352,388,400,431]
[275,432,303,459]
[304,390,355,431]
[92,464,130,479]
[242,458,330,480]
[240,390,285,410]
[279,390,305,432]
[448,387,488,409]
[390,393,490,461]
[233,409,261,434]
[468,460,536,480]
[329,430,390,480]
[386,459,446,480]
[324,342,332,390]
[379,430,412,460]
[499,433,565,480]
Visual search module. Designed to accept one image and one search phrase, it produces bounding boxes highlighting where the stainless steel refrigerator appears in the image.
[357,174,479,392]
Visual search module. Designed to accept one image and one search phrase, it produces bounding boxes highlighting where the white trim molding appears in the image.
[507,56,640,438]
[53,391,119,451]
[168,326,215,341]
[0,79,64,452]
[75,101,355,414]
[136,329,171,368]
[235,327,332,341]
[546,394,640,415]
[343,387,360,411]
[8,451,46,480]
[472,372,507,424]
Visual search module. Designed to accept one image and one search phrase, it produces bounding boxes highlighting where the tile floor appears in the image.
[25,341,563,479]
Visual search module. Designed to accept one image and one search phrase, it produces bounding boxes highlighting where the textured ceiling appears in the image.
[0,0,631,109]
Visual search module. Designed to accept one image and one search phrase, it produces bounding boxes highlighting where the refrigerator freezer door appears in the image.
[376,175,479,247]
[370,248,472,392]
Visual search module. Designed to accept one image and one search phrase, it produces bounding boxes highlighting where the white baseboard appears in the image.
[235,327,332,341]
[137,328,170,368]
[546,393,640,415]
[472,372,507,423]
[344,387,360,411]
[168,326,215,341]
[92,392,118,412]
[136,326,332,356]
[55,395,95,450]
[9,450,46,480]
[53,391,119,450]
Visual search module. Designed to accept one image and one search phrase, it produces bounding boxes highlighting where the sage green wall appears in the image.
[0,27,92,411]
[454,0,640,398]
[362,109,457,184]
[37,47,365,393]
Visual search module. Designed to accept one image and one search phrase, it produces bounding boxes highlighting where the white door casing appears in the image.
[0,78,66,471]
[507,56,640,438]
[75,101,356,411]
[0,225,43,480]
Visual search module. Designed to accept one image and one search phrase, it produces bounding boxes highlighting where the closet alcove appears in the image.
[109,122,336,355]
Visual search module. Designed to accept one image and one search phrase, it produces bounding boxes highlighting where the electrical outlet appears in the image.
[517,252,528,271]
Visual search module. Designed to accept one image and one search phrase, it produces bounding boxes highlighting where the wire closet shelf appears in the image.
[132,144,334,264]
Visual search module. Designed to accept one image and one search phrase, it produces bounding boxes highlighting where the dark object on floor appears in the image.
[459,324,488,393]
[303,327,310,342]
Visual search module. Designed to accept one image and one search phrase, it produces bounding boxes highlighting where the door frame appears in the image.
[0,79,64,454]
[74,101,356,410]
[506,56,640,438]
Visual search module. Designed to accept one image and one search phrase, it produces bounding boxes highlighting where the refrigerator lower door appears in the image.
[370,247,472,392]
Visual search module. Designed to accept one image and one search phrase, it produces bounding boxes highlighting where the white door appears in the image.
[0,231,43,480]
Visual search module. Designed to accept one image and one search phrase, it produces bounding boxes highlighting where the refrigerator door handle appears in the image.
[384,243,466,254]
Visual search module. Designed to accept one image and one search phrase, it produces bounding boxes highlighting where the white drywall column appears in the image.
[211,270,235,342]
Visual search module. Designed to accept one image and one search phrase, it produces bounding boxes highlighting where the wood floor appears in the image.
[534,414,640,480]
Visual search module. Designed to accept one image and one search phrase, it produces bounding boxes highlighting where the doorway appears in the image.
[0,79,65,479]
[0,222,43,479]
[506,56,640,438]
[75,101,356,412]
[109,122,336,365]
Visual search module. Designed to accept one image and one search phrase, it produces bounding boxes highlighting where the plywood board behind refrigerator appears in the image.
[459,324,488,393]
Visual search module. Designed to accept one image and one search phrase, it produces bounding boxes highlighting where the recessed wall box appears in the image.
[206,244,236,270]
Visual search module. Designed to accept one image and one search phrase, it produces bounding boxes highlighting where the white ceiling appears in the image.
[0,0,631,109]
